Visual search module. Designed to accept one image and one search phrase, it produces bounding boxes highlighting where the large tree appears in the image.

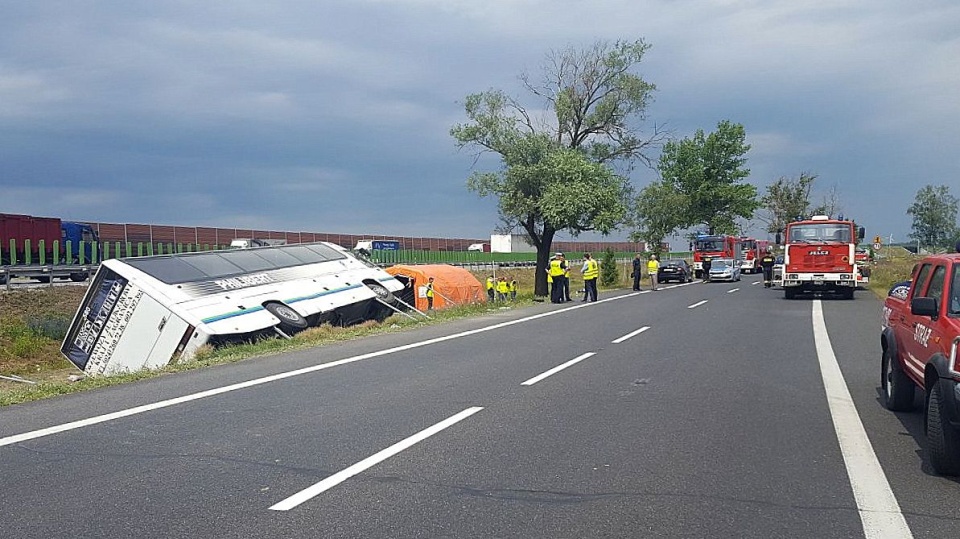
[451,39,665,296]
[908,184,959,250]
[757,172,818,234]
[634,120,755,240]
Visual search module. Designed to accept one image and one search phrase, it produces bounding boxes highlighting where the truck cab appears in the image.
[880,247,960,474]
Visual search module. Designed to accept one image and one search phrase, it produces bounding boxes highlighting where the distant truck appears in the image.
[230,238,288,249]
[0,213,100,283]
[490,234,536,253]
[880,244,960,475]
[354,239,401,251]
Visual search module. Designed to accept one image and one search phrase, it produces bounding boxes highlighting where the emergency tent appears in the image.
[385,264,486,311]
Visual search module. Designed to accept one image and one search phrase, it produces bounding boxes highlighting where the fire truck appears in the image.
[738,237,771,274]
[778,215,865,299]
[692,234,742,279]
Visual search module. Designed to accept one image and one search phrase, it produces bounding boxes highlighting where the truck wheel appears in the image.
[926,382,960,476]
[842,287,854,300]
[784,288,796,300]
[263,301,308,333]
[69,272,88,282]
[882,347,914,411]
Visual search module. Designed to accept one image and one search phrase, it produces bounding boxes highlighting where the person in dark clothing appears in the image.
[702,256,712,283]
[760,249,777,287]
[632,253,642,291]
[548,253,567,303]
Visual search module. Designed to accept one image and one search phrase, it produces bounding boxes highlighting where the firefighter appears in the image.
[760,248,777,288]
[425,277,435,310]
[702,256,712,283]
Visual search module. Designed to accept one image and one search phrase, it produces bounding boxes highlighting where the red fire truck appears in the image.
[778,215,865,299]
[738,237,771,274]
[693,234,742,279]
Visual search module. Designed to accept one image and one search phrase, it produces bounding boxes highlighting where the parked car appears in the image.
[657,259,693,283]
[707,258,741,282]
[772,255,784,285]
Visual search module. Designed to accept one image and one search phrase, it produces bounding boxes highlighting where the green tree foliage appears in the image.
[633,120,755,241]
[758,172,818,234]
[908,184,959,249]
[452,39,664,297]
[629,181,685,256]
[600,247,620,287]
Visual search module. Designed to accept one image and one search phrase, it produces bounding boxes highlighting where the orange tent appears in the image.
[385,264,486,311]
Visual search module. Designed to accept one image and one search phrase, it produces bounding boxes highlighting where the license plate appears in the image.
[814,279,823,285]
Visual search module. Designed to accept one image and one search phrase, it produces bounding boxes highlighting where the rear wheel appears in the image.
[882,347,914,411]
[784,287,797,299]
[263,301,308,333]
[926,382,960,475]
[365,281,396,304]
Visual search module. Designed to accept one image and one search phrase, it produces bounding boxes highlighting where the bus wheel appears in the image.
[263,301,308,332]
[365,281,396,304]
[69,272,88,282]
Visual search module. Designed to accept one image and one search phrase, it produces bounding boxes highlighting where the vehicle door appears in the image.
[896,263,935,381]
[902,263,947,378]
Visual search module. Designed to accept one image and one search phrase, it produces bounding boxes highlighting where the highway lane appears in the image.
[1,275,957,538]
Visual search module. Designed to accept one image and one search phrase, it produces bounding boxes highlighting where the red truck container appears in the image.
[880,246,960,474]
[0,213,63,265]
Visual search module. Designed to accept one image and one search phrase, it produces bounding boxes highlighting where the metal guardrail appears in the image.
[1,264,98,289]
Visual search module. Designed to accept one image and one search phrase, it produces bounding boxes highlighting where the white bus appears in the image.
[61,241,404,376]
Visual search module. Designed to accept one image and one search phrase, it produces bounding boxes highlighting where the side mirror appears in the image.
[775,231,782,245]
[858,227,865,241]
[911,296,938,319]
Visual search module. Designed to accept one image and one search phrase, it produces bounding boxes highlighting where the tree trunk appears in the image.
[533,227,556,297]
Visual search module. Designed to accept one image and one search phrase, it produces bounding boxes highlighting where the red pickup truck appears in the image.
[880,248,960,475]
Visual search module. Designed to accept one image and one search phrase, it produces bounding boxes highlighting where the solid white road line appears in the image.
[612,326,650,344]
[751,281,760,286]
[269,406,484,511]
[812,300,912,539]
[687,300,708,309]
[521,353,596,386]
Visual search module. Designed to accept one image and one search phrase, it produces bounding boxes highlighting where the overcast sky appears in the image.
[1,1,957,244]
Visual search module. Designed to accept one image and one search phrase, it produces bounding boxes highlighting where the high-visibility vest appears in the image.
[549,259,565,277]
[426,282,434,298]
[486,277,494,290]
[583,259,599,280]
[497,280,509,294]
[647,259,659,273]
[509,280,517,292]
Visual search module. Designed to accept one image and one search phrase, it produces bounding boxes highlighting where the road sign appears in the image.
[873,242,882,250]
[873,235,882,245]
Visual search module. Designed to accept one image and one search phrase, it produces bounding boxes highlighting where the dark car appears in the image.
[657,258,693,283]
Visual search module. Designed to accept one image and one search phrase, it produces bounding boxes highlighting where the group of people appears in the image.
[631,253,661,291]
[548,252,601,303]
[485,275,519,302]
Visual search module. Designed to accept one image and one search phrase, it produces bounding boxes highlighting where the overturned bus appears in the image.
[61,242,404,376]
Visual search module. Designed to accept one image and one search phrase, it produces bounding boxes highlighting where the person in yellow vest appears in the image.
[485,275,495,302]
[496,276,509,302]
[647,254,660,291]
[509,278,518,300]
[562,254,572,302]
[580,252,599,302]
[548,252,567,303]
[425,276,435,310]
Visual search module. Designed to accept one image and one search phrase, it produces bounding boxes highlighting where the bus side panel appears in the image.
[136,295,192,372]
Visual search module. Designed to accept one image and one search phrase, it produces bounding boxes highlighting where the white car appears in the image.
[707,258,741,282]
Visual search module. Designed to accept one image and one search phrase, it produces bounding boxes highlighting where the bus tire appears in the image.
[263,301,308,332]
[365,281,396,304]
[69,272,88,282]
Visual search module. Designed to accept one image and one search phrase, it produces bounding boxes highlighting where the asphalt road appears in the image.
[1,275,957,538]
